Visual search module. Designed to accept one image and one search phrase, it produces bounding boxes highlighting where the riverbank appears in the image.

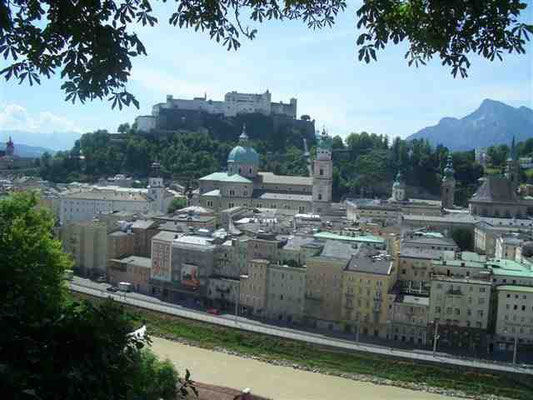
[72,294,533,399]
[151,336,460,400]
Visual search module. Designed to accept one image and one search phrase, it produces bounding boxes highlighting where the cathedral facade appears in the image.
[197,128,332,214]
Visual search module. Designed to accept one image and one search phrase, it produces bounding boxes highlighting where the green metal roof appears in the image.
[488,259,533,278]
[199,172,252,183]
[313,231,385,244]
[227,145,259,165]
[496,285,533,294]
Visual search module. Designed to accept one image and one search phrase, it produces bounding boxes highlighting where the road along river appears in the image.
[151,337,460,400]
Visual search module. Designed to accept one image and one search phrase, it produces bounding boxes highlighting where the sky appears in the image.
[0,2,532,147]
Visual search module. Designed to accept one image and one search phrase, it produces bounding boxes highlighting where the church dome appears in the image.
[227,145,259,165]
[227,126,259,165]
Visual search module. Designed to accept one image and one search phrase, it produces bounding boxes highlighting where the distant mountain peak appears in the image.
[407,100,533,151]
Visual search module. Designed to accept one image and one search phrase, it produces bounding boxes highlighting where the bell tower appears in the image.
[505,136,520,190]
[441,155,456,209]
[149,161,165,212]
[312,129,333,213]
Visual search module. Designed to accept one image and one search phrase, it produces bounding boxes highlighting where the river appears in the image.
[151,337,459,400]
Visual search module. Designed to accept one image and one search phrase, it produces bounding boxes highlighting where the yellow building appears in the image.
[341,248,396,338]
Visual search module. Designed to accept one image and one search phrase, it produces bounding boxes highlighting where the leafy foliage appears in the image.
[356,1,533,78]
[0,192,193,400]
[168,197,188,213]
[1,1,530,106]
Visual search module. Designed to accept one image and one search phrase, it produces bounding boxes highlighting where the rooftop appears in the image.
[346,248,393,275]
[132,219,158,230]
[258,171,313,186]
[313,231,385,245]
[253,191,312,202]
[114,255,152,269]
[152,230,180,242]
[199,172,252,184]
[320,240,357,260]
[62,189,149,202]
[402,236,458,248]
[400,247,446,260]
[471,176,518,204]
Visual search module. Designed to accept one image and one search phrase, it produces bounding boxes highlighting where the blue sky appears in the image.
[0,2,532,146]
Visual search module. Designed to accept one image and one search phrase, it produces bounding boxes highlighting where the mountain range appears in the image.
[0,130,82,153]
[407,99,533,150]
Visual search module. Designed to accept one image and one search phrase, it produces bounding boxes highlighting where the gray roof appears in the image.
[114,255,152,269]
[346,248,392,275]
[254,191,312,202]
[152,231,180,242]
[402,237,458,248]
[471,176,518,204]
[63,189,149,202]
[202,189,221,197]
[132,219,157,229]
[320,240,357,260]
[399,246,445,260]
[199,171,252,184]
[158,220,186,233]
[258,172,313,186]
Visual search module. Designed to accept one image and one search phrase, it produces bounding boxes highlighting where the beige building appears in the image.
[341,248,396,338]
[266,264,306,324]
[387,294,429,345]
[108,255,151,294]
[107,230,135,266]
[304,241,355,330]
[494,285,533,350]
[61,220,109,276]
[428,277,492,351]
[240,259,269,317]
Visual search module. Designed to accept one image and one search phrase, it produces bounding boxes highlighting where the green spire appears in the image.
[443,155,454,180]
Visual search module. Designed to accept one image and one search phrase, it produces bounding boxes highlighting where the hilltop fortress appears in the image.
[136,90,299,132]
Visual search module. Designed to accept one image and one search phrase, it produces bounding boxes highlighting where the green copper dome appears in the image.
[227,145,260,165]
[227,126,259,165]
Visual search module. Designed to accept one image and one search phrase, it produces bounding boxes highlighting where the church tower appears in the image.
[441,155,456,209]
[149,161,165,212]
[505,136,520,189]
[5,136,14,157]
[391,171,406,202]
[312,130,333,213]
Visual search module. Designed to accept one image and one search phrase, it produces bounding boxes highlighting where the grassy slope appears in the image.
[72,293,532,400]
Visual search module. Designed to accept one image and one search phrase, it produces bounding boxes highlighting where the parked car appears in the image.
[106,286,118,293]
[207,308,220,315]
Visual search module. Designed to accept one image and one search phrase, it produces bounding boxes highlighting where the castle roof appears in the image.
[470,176,518,204]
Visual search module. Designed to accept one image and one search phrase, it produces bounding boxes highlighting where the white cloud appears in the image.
[0,103,83,133]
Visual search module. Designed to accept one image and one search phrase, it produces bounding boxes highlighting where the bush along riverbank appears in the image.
[73,294,532,400]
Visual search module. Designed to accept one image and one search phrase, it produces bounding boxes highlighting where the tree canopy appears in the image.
[1,0,531,107]
[0,192,194,399]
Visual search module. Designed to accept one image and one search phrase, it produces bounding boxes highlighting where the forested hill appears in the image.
[38,126,511,206]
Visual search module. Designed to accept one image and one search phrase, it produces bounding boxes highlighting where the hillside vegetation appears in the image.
[38,125,533,204]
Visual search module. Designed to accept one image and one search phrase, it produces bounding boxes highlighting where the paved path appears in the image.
[70,278,533,376]
[152,336,459,400]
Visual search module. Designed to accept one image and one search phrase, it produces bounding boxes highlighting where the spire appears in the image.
[510,136,517,161]
[443,154,455,180]
[238,124,248,143]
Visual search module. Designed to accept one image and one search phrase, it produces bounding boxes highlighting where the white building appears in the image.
[135,90,297,132]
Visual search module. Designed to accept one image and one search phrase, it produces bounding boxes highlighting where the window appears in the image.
[319,168,324,176]
[318,194,322,200]
[479,287,486,293]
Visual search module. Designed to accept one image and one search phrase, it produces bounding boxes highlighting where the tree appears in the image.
[0,192,193,399]
[1,1,531,107]
[168,196,188,213]
[451,227,474,251]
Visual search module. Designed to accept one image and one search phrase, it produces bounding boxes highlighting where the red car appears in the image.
[207,308,220,315]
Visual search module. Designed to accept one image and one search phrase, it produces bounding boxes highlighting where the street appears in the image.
[70,277,533,376]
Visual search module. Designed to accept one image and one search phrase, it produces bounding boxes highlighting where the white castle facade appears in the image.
[136,90,297,132]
